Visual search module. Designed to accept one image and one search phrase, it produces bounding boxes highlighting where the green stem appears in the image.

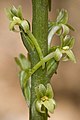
[29,0,49,120]
[24,51,58,88]
[27,30,44,60]
[31,51,55,75]
[26,30,45,68]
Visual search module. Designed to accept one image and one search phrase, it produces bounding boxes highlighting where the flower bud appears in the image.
[21,20,29,32]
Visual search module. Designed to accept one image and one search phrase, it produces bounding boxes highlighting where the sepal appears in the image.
[56,9,68,24]
[15,53,31,70]
[62,49,76,63]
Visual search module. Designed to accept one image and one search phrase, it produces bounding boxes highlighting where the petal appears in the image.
[17,5,23,20]
[68,37,75,49]
[39,84,46,97]
[42,99,56,113]
[48,26,60,46]
[62,50,76,63]
[15,57,23,69]
[54,48,62,61]
[21,20,29,33]
[46,83,54,98]
[61,24,69,36]
[56,9,68,24]
[9,16,21,31]
[62,35,75,49]
[5,8,14,20]
[62,55,69,61]
[35,84,46,99]
[66,24,75,31]
[11,6,18,16]
[36,100,45,113]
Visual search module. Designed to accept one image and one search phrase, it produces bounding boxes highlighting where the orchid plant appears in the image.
[6,1,76,120]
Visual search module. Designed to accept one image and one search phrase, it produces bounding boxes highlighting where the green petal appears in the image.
[15,57,23,69]
[17,5,23,20]
[62,50,76,63]
[5,8,14,20]
[68,37,75,49]
[61,24,69,36]
[56,9,68,24]
[36,100,45,113]
[11,6,18,17]
[54,48,62,61]
[62,35,75,49]
[35,84,46,99]
[46,83,54,98]
[48,25,60,46]
[62,35,71,47]
[21,20,29,32]
[48,21,55,32]
[9,16,21,31]
[66,24,75,31]
[42,99,56,113]
[39,84,46,97]
[62,55,69,61]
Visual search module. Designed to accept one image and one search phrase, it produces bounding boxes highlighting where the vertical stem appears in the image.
[29,0,49,120]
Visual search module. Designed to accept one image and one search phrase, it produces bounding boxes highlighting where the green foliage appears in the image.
[15,53,31,106]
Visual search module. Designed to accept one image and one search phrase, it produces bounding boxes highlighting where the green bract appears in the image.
[15,53,31,70]
[15,54,31,106]
[35,84,56,114]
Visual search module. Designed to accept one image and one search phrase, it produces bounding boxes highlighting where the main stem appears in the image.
[29,0,49,120]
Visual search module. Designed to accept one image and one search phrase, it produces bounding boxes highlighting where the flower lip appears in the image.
[41,96,49,102]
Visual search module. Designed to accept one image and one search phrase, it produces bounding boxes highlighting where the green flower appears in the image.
[61,35,76,63]
[35,83,56,114]
[6,6,29,32]
[6,5,23,20]
[48,9,75,48]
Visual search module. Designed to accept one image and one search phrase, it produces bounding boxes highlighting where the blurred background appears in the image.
[0,0,80,120]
